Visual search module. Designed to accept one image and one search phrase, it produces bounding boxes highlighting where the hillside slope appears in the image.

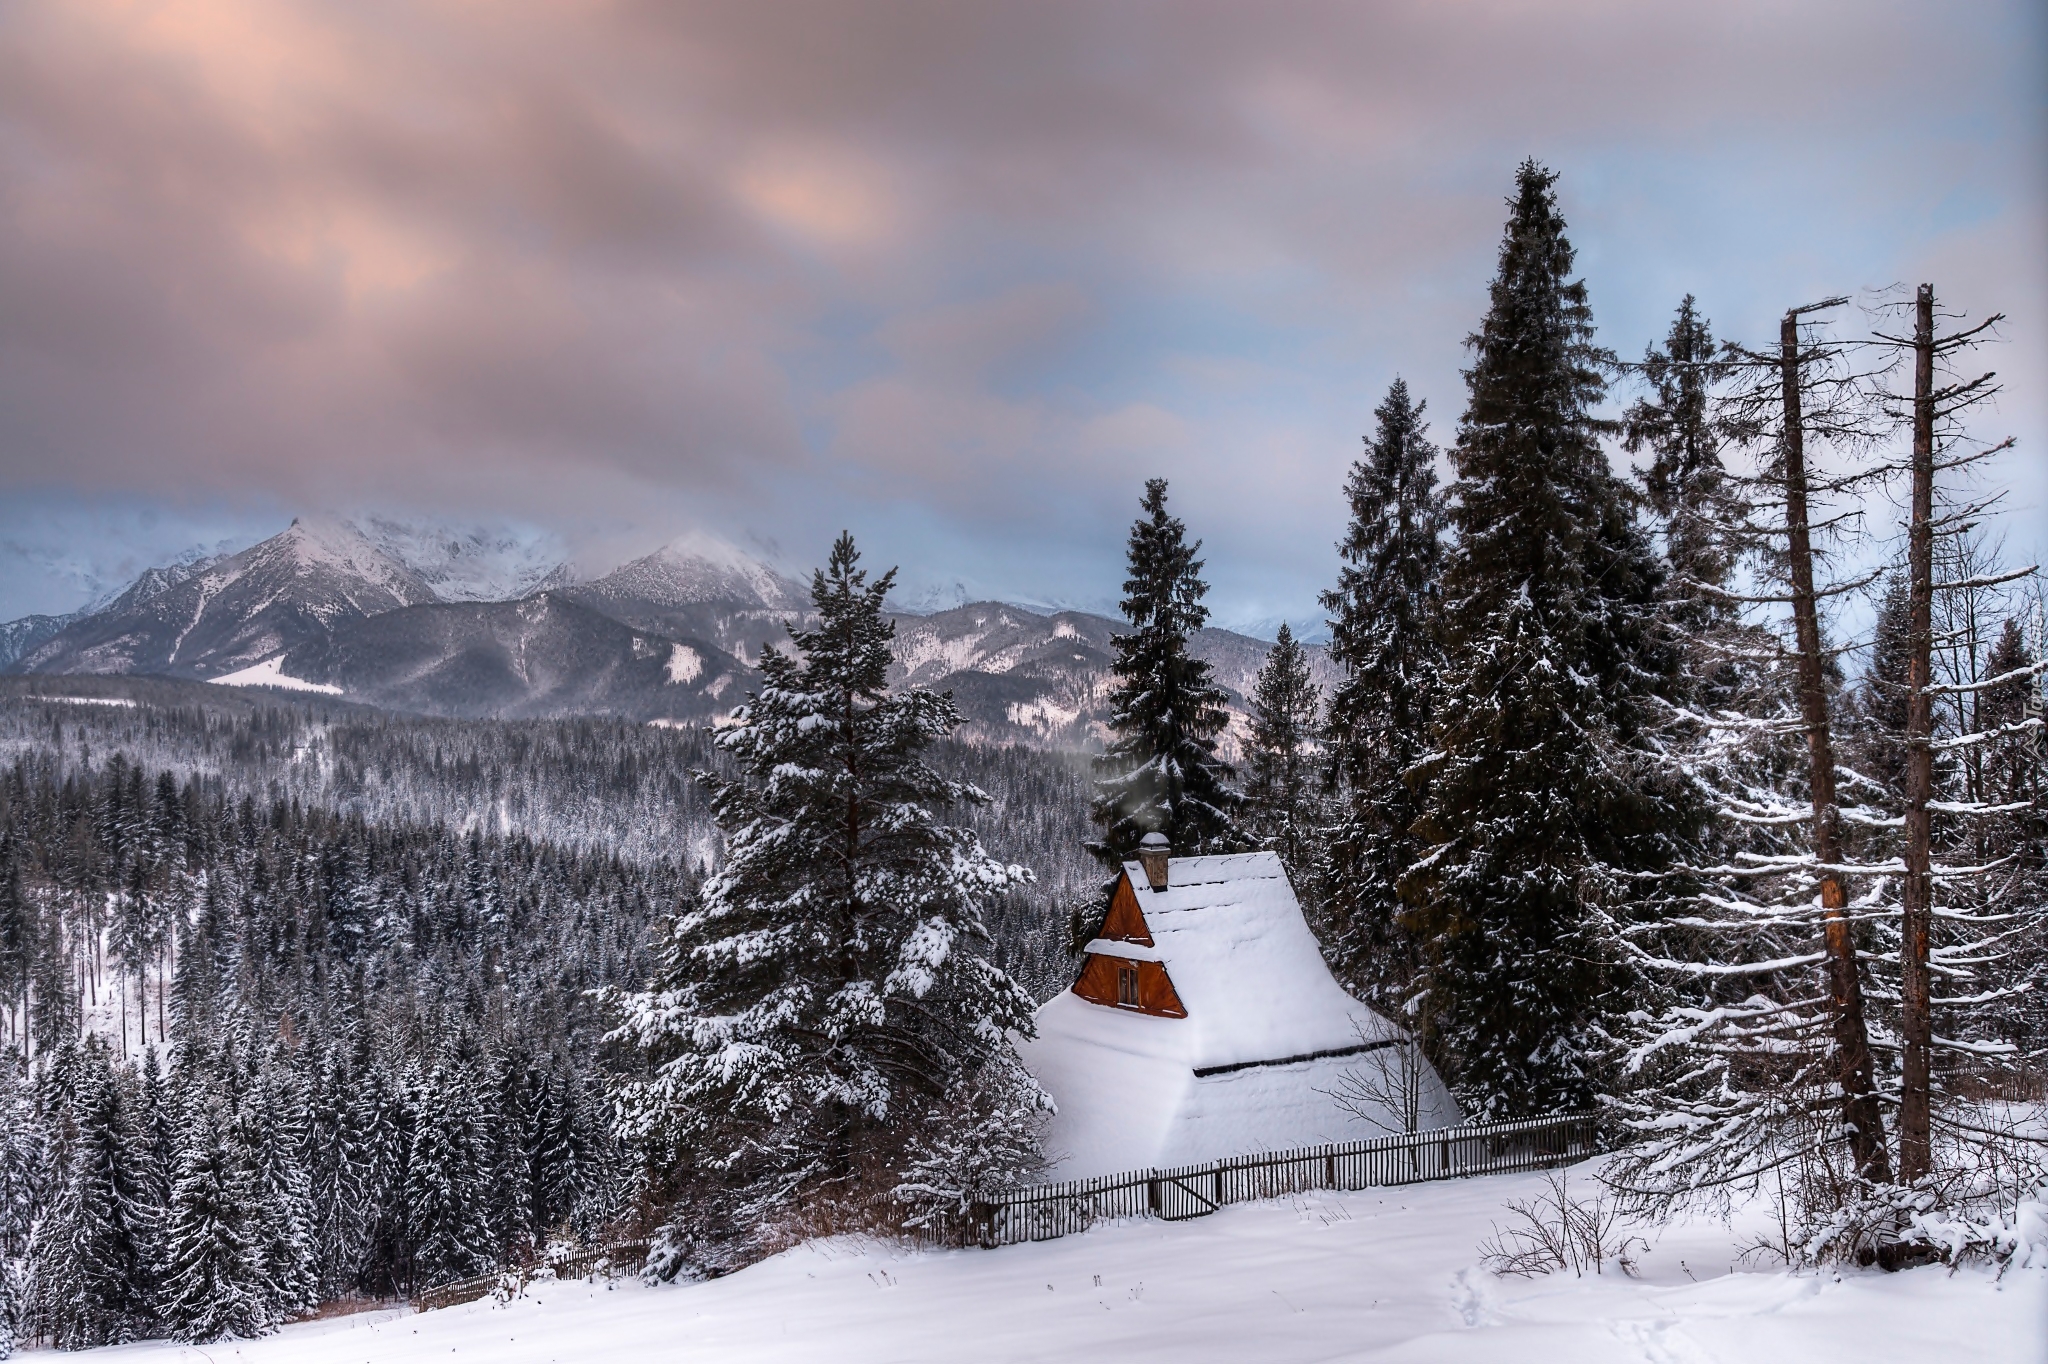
[883,601,1337,749]
[81,1166,2043,1364]
[268,592,746,721]
[0,612,73,669]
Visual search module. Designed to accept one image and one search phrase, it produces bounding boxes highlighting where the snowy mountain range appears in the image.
[347,515,569,602]
[2,516,1323,744]
[13,518,439,678]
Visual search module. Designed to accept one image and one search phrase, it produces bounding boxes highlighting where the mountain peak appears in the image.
[13,518,440,678]
[343,514,569,602]
[257,517,440,607]
[583,531,802,610]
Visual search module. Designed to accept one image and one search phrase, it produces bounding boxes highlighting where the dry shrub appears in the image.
[1479,1170,1647,1278]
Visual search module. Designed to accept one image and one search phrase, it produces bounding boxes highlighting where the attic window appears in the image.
[1116,965,1141,1008]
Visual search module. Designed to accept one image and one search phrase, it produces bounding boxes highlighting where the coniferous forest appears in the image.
[0,160,2041,1347]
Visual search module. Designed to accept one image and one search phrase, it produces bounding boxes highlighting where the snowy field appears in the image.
[75,1164,2044,1364]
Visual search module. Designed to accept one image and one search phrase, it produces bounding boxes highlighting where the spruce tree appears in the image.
[134,1048,175,1215]
[1623,297,1736,620]
[305,1045,367,1300]
[405,1062,491,1288]
[246,1044,318,1315]
[524,1067,578,1235]
[1858,574,1915,796]
[158,1101,268,1343]
[1408,161,1687,1116]
[33,1046,154,1346]
[353,1060,412,1296]
[0,1051,35,1262]
[485,1050,536,1260]
[609,534,1038,1262]
[1241,624,1321,888]
[1319,378,1444,995]
[1981,614,2047,1051]
[1088,478,1241,880]
[1982,615,2043,817]
[0,1257,14,1361]
[0,859,30,1043]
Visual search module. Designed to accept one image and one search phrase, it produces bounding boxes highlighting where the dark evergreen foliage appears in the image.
[35,1043,153,1347]
[158,1101,267,1343]
[0,686,1088,1340]
[607,535,1041,1275]
[1087,479,1241,909]
[1406,162,1691,1117]
[1979,616,2047,1051]
[0,751,647,1344]
[1241,624,1321,891]
[0,686,1093,1005]
[1857,575,1916,796]
[1623,296,1739,628]
[1318,378,1444,998]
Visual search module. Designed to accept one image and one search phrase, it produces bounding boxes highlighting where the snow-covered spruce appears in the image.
[1317,376,1446,1006]
[1080,479,1243,947]
[158,1099,269,1343]
[1240,622,1321,896]
[1405,161,1695,1119]
[890,1049,1050,1234]
[606,533,1042,1273]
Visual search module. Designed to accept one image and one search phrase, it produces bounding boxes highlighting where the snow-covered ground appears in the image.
[208,655,343,694]
[76,1164,2044,1364]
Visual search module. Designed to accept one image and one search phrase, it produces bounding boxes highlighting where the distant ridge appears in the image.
[7,518,1326,745]
[14,518,437,679]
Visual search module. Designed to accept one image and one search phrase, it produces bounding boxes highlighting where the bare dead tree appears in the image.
[1609,295,1906,1231]
[1867,284,2033,1182]
[1765,297,1891,1183]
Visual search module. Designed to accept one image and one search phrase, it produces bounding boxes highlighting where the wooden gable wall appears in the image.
[1072,871,1185,1017]
[1098,872,1154,944]
[1072,954,1187,1018]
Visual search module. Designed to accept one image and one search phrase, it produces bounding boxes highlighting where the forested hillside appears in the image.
[0,752,657,1345]
[0,679,1093,1002]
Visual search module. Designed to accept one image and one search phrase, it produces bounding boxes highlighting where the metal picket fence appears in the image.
[931,1111,1597,1248]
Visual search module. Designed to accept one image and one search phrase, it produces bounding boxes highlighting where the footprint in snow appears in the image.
[1449,1266,1499,1328]
[1609,1316,1715,1364]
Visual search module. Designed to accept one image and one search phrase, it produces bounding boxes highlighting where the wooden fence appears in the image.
[408,1241,652,1314]
[932,1112,1597,1248]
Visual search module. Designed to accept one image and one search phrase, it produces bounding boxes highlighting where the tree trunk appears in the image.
[1899,283,1937,1181]
[1779,308,1892,1183]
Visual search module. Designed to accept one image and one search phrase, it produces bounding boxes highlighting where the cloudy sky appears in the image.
[1,0,2043,630]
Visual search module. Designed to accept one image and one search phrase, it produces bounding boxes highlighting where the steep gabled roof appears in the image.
[1018,851,1461,1179]
[1100,850,1398,1070]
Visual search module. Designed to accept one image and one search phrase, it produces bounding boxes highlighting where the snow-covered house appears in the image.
[1017,839,1460,1180]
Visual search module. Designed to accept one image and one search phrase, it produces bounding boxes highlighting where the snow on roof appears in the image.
[1017,851,1462,1180]
[1114,851,1395,1070]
